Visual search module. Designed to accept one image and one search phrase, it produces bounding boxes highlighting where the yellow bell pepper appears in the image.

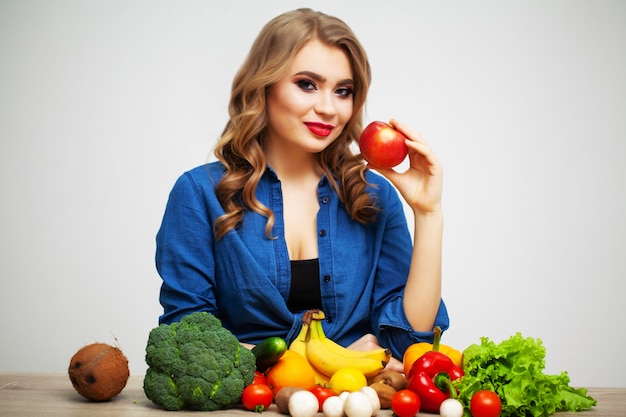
[403,327,463,375]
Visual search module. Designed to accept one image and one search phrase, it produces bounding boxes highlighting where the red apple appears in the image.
[359,121,408,169]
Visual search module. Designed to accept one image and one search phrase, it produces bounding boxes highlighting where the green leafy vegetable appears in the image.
[143,312,256,411]
[453,333,596,417]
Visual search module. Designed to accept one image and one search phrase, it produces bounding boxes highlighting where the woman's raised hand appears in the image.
[369,119,443,215]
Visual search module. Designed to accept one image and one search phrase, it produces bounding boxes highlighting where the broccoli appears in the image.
[143,311,256,411]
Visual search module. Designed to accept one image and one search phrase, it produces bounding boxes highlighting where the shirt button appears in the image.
[326,317,333,323]
[323,275,331,282]
[321,196,329,204]
[319,229,326,237]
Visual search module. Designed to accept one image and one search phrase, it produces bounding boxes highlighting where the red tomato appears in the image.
[470,390,502,417]
[391,389,421,417]
[251,370,267,386]
[359,121,408,169]
[241,383,273,412]
[309,385,336,411]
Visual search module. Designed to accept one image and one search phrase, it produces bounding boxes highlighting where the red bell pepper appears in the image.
[406,327,464,413]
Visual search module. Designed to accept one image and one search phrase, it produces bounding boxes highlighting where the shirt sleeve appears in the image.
[155,171,218,324]
[367,176,450,359]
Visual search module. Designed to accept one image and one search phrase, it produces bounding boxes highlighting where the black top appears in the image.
[287,258,323,312]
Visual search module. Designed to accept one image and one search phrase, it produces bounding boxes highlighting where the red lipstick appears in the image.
[304,122,334,137]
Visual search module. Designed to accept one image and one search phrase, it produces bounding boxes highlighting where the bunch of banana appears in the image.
[288,310,331,385]
[304,310,391,378]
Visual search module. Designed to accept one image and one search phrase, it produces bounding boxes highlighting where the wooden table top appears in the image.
[0,373,624,417]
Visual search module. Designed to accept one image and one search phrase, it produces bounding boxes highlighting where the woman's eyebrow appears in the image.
[294,71,354,86]
[294,70,325,81]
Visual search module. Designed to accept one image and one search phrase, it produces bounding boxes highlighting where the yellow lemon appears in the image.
[329,368,367,394]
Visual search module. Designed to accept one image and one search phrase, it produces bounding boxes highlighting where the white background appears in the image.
[1,1,624,388]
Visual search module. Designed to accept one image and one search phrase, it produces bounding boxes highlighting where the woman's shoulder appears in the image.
[362,169,404,211]
[167,161,226,199]
[161,162,227,217]
[181,161,226,183]
[364,169,395,194]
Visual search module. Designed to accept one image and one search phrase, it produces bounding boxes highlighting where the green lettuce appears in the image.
[453,333,596,417]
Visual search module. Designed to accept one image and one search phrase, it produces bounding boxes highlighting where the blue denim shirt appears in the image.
[156,162,449,358]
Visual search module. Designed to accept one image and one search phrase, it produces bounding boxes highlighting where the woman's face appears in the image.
[265,39,354,158]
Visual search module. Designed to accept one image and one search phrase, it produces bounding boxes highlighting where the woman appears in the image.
[155,8,449,369]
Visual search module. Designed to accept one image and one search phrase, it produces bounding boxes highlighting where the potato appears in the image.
[368,369,407,391]
[274,386,305,414]
[368,382,397,409]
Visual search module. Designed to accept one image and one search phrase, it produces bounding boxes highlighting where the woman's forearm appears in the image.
[403,210,444,332]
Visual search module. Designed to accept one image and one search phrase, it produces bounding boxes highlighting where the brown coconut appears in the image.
[68,342,130,401]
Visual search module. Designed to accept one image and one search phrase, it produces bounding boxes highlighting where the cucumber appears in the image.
[251,336,287,372]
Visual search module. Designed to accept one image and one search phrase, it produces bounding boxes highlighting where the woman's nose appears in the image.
[314,92,336,115]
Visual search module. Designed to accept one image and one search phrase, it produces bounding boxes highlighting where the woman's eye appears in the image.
[296,79,317,91]
[336,87,354,98]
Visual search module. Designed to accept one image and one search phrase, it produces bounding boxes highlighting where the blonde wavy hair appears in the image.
[213,8,377,239]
